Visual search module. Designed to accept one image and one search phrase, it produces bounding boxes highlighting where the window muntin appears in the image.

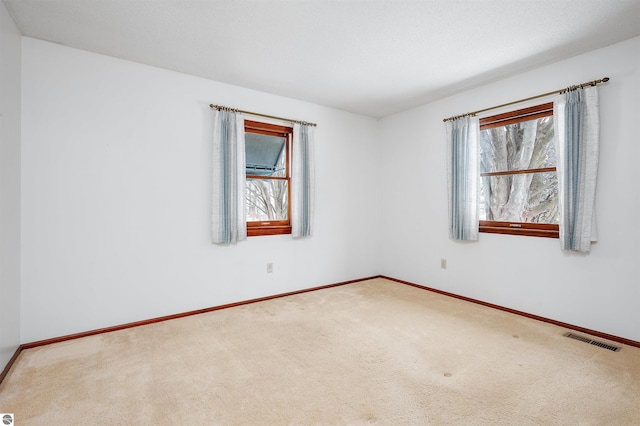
[478,103,559,238]
[245,120,292,236]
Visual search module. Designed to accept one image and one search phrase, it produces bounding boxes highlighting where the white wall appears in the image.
[0,0,21,368]
[20,38,381,342]
[379,36,640,341]
[19,35,640,345]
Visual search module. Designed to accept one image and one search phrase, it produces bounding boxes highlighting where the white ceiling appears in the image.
[5,0,640,117]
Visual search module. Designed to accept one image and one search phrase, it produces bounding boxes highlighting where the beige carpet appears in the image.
[1,278,639,425]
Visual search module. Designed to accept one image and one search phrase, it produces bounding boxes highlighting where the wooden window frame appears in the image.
[245,120,293,237]
[479,102,559,239]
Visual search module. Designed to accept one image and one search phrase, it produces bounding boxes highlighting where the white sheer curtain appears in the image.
[446,115,479,241]
[211,109,246,244]
[554,86,600,253]
[291,123,315,238]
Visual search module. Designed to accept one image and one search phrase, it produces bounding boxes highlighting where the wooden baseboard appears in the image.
[1,276,376,384]
[3,273,637,386]
[0,345,24,385]
[381,275,640,349]
[21,276,379,350]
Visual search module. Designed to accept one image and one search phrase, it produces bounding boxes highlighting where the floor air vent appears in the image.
[564,332,620,352]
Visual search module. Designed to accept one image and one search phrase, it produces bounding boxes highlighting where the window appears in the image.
[478,103,559,238]
[245,120,292,236]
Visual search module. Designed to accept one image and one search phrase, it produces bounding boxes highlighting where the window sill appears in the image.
[247,225,292,237]
[479,221,559,239]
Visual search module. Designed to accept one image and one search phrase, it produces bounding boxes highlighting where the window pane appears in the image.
[480,116,555,174]
[245,133,287,177]
[246,179,288,222]
[479,172,558,223]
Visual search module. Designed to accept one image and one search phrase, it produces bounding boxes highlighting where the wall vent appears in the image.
[564,332,620,352]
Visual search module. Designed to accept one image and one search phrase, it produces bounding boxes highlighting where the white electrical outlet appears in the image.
[441,258,447,269]
[267,263,273,273]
